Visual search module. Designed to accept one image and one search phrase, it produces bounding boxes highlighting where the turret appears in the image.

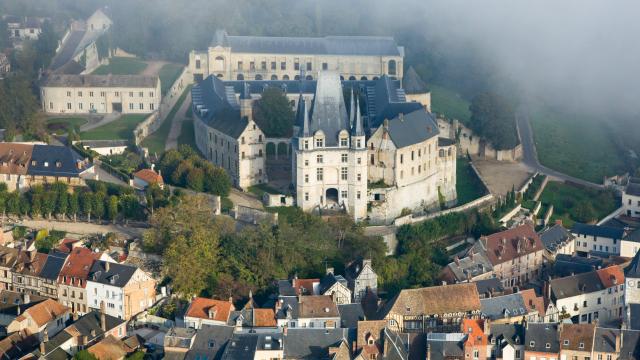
[351,97,365,148]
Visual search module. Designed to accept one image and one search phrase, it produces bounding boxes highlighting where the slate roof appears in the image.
[283,328,350,359]
[626,183,640,197]
[625,228,640,243]
[50,29,85,70]
[43,74,159,88]
[480,293,528,320]
[227,308,276,328]
[42,310,125,355]
[524,323,559,354]
[627,250,640,278]
[185,325,234,360]
[425,333,466,360]
[380,283,481,318]
[220,333,259,360]
[630,304,640,331]
[192,76,247,139]
[383,109,439,148]
[0,290,46,313]
[550,271,604,300]
[446,250,493,282]
[344,258,371,281]
[553,254,603,277]
[539,224,575,252]
[337,303,365,329]
[473,278,505,298]
[0,330,38,360]
[438,137,456,147]
[319,272,348,294]
[402,67,428,94]
[490,323,525,347]
[570,223,625,239]
[88,260,137,288]
[213,31,402,56]
[307,72,350,146]
[27,145,91,177]
[39,251,68,280]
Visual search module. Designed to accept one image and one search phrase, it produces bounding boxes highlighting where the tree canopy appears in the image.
[252,88,295,137]
[469,92,519,150]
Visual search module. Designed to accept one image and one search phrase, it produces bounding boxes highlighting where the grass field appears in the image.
[456,157,488,205]
[141,85,192,155]
[158,63,184,96]
[80,114,148,140]
[92,57,148,75]
[177,119,195,148]
[431,84,472,125]
[530,108,627,183]
[46,117,87,135]
[539,181,618,227]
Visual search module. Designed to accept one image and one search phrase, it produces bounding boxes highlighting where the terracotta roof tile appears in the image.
[88,335,128,360]
[480,224,543,265]
[58,247,100,288]
[253,308,276,327]
[520,289,546,317]
[596,265,624,288]
[0,143,33,175]
[185,297,234,323]
[292,278,319,295]
[23,299,69,327]
[461,319,487,346]
[133,169,163,185]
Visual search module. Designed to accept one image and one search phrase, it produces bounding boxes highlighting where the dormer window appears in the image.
[340,137,348,147]
[529,341,535,347]
[545,343,550,349]
[315,138,323,148]
[44,162,49,167]
[31,160,36,166]
[56,161,62,168]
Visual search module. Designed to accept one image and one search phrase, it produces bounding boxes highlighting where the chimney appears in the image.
[555,219,563,226]
[72,310,78,321]
[151,163,155,171]
[43,329,49,343]
[105,261,110,272]
[326,267,334,275]
[82,335,89,346]
[399,113,404,122]
[469,252,474,260]
[283,325,288,336]
[615,332,622,353]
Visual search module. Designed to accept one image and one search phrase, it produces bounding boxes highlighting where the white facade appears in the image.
[623,191,640,218]
[41,81,161,115]
[621,240,640,258]
[86,281,125,319]
[553,284,624,324]
[573,233,620,256]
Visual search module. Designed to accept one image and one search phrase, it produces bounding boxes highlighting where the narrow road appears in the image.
[165,93,192,151]
[516,108,604,189]
[15,218,145,238]
[80,112,121,132]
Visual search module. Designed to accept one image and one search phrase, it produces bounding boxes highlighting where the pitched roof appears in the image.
[461,319,487,346]
[626,182,640,196]
[56,238,83,253]
[426,333,465,360]
[539,224,574,252]
[626,250,640,278]
[133,168,163,185]
[381,283,481,318]
[308,72,350,146]
[0,246,20,268]
[480,293,528,320]
[592,327,620,354]
[524,323,559,353]
[185,297,234,323]
[88,335,128,360]
[58,247,100,287]
[297,295,339,319]
[278,278,319,296]
[0,330,38,360]
[630,304,640,330]
[228,308,276,328]
[319,272,348,294]
[383,109,439,148]
[22,299,69,327]
[559,323,595,352]
[191,76,248,139]
[185,324,234,360]
[553,254,603,277]
[520,289,546,317]
[550,271,604,299]
[472,278,505,298]
[0,143,33,175]
[337,303,365,329]
[43,74,159,88]
[39,251,68,280]
[490,323,524,347]
[344,258,372,280]
[446,250,493,282]
[595,266,625,288]
[14,251,48,276]
[283,328,350,359]
[214,31,402,57]
[477,224,543,266]
[570,223,625,239]
[402,67,428,94]
[27,144,91,177]
[88,260,137,288]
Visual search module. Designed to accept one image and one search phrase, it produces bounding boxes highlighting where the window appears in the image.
[357,173,362,181]
[49,102,53,109]
[129,92,134,97]
[317,155,323,164]
[530,341,535,347]
[261,61,267,70]
[316,168,323,181]
[150,103,155,110]
[341,154,348,163]
[271,61,276,70]
[196,59,201,69]
[67,103,72,110]
[115,91,119,97]
[307,62,312,71]
[545,343,550,349]
[341,190,347,198]
[304,174,309,183]
[139,91,144,97]
[78,91,83,97]
[294,60,300,70]
[129,103,134,110]
[304,192,309,201]
[400,154,404,164]
[237,61,243,70]
[322,62,328,70]
[357,191,361,199]
[583,300,587,307]
[515,350,521,359]
[563,340,569,345]
[139,103,144,110]
[304,140,309,150]
[67,91,71,97]
[89,91,94,97]
[473,350,479,359]
[281,61,286,70]
[79,103,83,110]
[304,160,309,166]
[579,342,584,349]
[340,137,348,146]
[316,138,323,147]
[341,167,348,180]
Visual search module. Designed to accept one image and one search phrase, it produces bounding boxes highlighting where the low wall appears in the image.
[517,172,539,195]
[233,205,278,225]
[533,176,549,201]
[133,111,160,146]
[499,204,522,225]
[394,193,494,226]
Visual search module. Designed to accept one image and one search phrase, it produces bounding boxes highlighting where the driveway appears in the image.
[80,112,122,132]
[164,93,191,151]
[516,107,603,189]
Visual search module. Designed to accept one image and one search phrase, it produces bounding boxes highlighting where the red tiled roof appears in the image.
[56,238,82,253]
[480,224,543,265]
[133,169,163,185]
[292,278,319,296]
[58,247,100,288]
[596,265,624,288]
[23,299,70,327]
[462,319,487,346]
[253,308,276,327]
[185,297,234,323]
[520,289,546,317]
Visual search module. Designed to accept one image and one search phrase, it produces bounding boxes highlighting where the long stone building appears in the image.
[40,74,160,115]
[189,30,404,83]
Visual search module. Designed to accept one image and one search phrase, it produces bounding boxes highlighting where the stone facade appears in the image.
[41,75,161,115]
[189,30,403,82]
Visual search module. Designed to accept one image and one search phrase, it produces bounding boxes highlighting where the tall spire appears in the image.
[349,88,356,129]
[302,99,310,137]
[354,97,364,136]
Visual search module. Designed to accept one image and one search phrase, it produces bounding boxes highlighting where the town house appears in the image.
[344,258,378,303]
[571,223,625,257]
[0,247,19,291]
[6,298,70,341]
[183,297,235,329]
[12,250,48,296]
[58,247,101,315]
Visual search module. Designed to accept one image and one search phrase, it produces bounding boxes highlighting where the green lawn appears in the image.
[456,157,488,205]
[177,119,196,148]
[46,117,87,135]
[141,85,192,155]
[431,84,472,125]
[80,114,148,141]
[530,108,627,183]
[92,57,148,75]
[158,63,184,96]
[539,181,619,227]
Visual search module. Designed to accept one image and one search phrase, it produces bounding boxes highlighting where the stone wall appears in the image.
[394,193,494,226]
[437,118,523,162]
[233,205,278,225]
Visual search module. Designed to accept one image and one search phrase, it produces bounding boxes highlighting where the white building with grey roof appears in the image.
[189,30,404,83]
[40,74,161,115]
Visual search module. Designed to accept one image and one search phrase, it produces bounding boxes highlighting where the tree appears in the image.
[6,192,20,216]
[81,192,94,222]
[469,92,518,150]
[186,167,205,192]
[252,87,295,137]
[69,192,80,222]
[574,201,597,223]
[42,191,57,219]
[204,166,231,197]
[93,193,105,221]
[57,191,69,219]
[73,350,97,360]
[108,195,119,223]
